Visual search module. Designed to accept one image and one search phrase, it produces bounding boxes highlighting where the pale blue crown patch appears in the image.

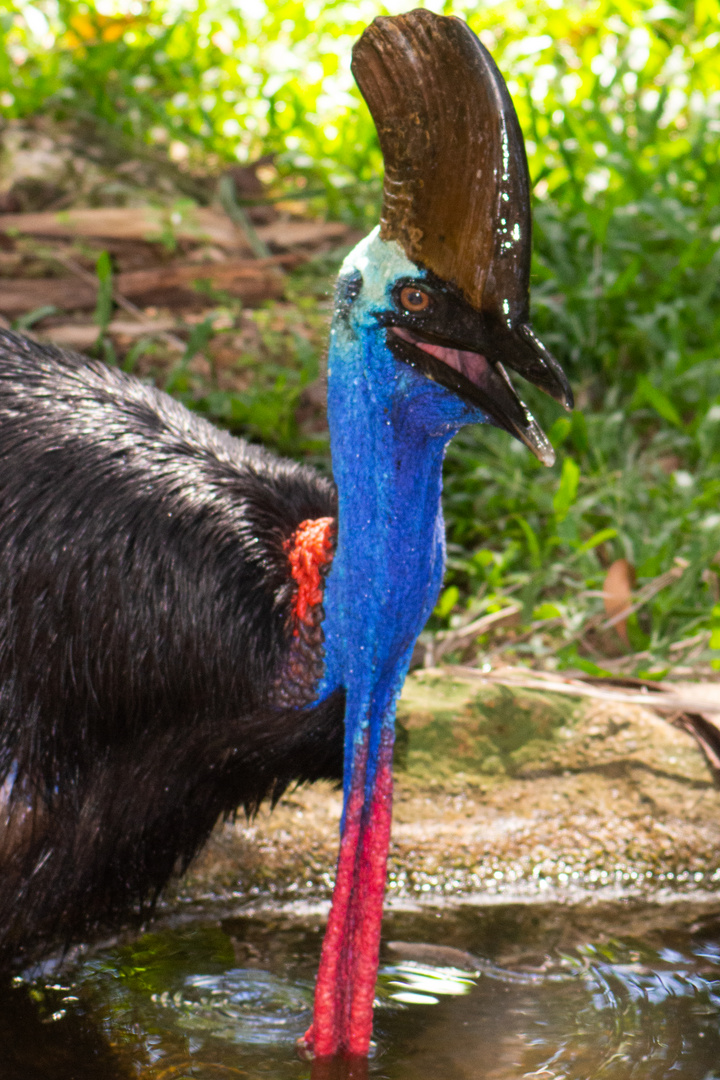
[340,227,424,315]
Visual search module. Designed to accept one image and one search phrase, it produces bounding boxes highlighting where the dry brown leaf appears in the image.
[432,603,522,664]
[602,558,635,645]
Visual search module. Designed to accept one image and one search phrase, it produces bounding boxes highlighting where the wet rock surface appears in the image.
[176,670,720,910]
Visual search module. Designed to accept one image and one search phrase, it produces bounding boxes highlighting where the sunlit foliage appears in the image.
[1,0,719,670]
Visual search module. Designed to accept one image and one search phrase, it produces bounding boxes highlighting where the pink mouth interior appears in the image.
[391,326,491,386]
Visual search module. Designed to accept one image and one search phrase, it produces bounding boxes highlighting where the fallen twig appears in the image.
[432,604,522,663]
[0,206,248,249]
[439,663,720,716]
[218,174,271,260]
[0,207,352,251]
[39,319,178,350]
[0,257,286,318]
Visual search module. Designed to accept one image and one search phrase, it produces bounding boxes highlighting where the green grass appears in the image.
[2,0,719,673]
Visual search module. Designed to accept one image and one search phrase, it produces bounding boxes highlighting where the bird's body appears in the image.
[0,330,344,963]
[0,11,572,1061]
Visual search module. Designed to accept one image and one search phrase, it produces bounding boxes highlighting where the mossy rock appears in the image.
[395,670,708,785]
[397,675,578,780]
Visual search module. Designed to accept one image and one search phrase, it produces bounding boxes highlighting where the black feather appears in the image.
[0,329,344,966]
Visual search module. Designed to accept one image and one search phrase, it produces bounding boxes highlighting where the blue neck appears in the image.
[316,229,489,804]
[319,321,463,800]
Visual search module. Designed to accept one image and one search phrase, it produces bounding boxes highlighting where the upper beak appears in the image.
[389,325,562,466]
[504,322,573,412]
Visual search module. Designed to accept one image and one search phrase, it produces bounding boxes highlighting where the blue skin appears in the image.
[317,229,490,808]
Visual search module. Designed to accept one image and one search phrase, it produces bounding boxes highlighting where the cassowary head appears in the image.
[330,9,573,456]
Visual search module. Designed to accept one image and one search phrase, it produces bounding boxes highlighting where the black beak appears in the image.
[501,322,573,412]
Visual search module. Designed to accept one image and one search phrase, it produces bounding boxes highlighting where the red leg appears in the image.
[300,732,394,1059]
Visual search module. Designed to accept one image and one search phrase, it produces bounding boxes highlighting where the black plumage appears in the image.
[0,328,344,966]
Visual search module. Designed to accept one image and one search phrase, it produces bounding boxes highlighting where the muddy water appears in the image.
[4,899,720,1080]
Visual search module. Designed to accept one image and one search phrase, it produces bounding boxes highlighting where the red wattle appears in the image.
[300,731,394,1059]
[284,517,335,631]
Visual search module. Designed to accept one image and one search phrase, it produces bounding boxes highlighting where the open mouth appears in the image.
[388,325,556,466]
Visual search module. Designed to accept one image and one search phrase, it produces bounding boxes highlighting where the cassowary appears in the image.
[0,10,571,1062]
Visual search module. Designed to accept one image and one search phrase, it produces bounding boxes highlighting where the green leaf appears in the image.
[511,514,541,568]
[558,646,614,677]
[471,550,495,569]
[94,251,113,335]
[626,613,650,652]
[183,316,216,364]
[570,411,589,456]
[533,603,562,620]
[548,416,571,448]
[13,305,57,331]
[576,527,618,554]
[636,375,683,428]
[435,585,459,620]
[636,668,670,681]
[553,457,580,522]
[121,337,153,374]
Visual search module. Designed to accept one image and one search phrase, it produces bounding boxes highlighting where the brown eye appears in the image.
[400,286,431,313]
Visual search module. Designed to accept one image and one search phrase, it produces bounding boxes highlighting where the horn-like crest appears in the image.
[352,9,529,324]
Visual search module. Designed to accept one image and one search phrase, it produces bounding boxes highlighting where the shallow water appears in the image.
[4,900,720,1079]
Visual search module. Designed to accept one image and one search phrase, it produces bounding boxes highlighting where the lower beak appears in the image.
[390,327,557,466]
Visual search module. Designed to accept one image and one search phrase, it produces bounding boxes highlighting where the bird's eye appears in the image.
[399,286,431,313]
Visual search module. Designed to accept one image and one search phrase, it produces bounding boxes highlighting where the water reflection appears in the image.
[3,902,720,1079]
[156,968,313,1044]
[376,935,720,1079]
